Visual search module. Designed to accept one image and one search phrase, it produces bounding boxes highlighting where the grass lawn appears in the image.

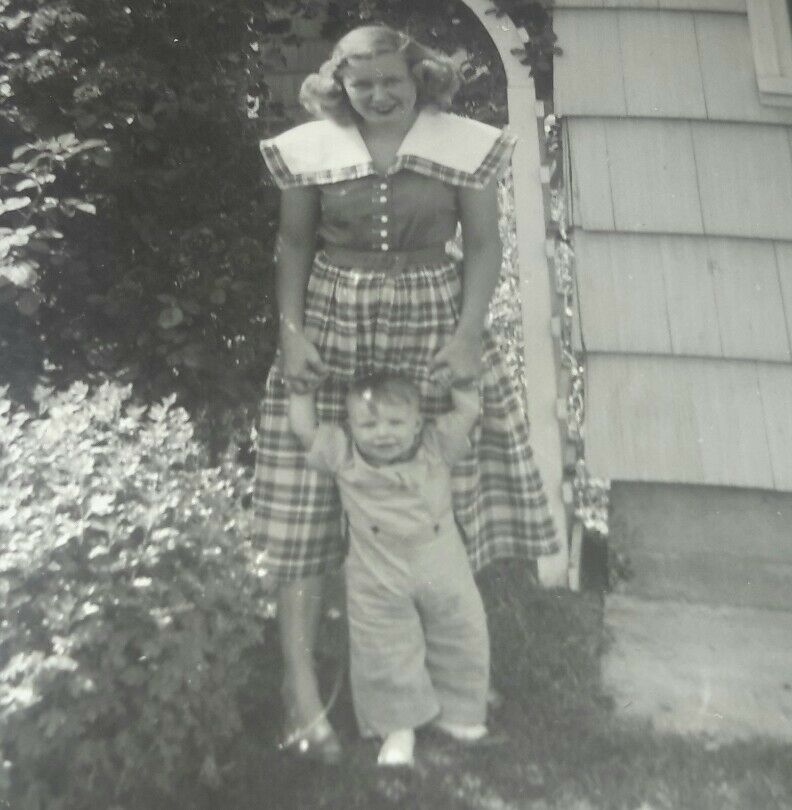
[212,562,792,810]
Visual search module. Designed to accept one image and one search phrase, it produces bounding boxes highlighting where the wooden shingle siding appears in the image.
[777,242,792,345]
[552,12,627,115]
[566,119,617,229]
[574,232,675,353]
[695,13,792,123]
[575,232,792,360]
[585,355,791,488]
[556,0,746,10]
[568,118,704,233]
[619,11,708,117]
[555,9,792,124]
[567,118,792,238]
[705,238,792,360]
[756,363,792,490]
[691,122,792,238]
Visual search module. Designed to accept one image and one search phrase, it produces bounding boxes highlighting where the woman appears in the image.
[255,25,558,763]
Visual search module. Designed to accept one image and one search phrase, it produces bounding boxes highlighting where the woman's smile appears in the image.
[340,52,418,126]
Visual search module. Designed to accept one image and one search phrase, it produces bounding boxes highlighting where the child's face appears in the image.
[347,395,423,463]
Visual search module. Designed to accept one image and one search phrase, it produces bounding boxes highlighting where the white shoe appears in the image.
[432,721,488,741]
[377,729,415,767]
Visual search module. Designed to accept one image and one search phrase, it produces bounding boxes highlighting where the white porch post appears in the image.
[460,0,570,587]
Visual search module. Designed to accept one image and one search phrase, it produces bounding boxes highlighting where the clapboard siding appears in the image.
[567,118,792,239]
[552,12,627,115]
[691,122,792,237]
[574,231,792,360]
[619,11,708,117]
[757,363,792,490]
[555,10,792,124]
[586,354,792,489]
[556,0,746,10]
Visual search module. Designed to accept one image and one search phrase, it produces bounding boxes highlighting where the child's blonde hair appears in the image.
[299,25,461,124]
[346,372,421,415]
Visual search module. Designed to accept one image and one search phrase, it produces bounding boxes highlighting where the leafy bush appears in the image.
[0,379,271,810]
[0,0,316,412]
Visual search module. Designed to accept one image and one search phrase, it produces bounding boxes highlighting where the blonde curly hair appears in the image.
[299,25,461,124]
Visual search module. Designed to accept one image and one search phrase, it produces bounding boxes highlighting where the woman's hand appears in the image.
[280,328,329,394]
[430,330,482,388]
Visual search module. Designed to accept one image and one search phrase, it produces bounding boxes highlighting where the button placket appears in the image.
[373,178,389,251]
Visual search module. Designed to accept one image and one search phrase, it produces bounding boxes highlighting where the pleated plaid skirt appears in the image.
[253,251,558,583]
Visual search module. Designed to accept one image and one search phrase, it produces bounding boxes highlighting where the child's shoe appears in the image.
[278,718,342,765]
[431,721,509,747]
[377,728,415,767]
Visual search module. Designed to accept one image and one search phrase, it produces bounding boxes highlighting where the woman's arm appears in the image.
[276,186,319,328]
[276,186,329,390]
[430,177,501,384]
[456,177,502,338]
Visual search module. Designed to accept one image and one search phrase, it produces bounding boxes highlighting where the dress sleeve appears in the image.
[304,424,351,473]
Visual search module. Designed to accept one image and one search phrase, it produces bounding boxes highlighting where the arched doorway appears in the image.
[458,0,569,587]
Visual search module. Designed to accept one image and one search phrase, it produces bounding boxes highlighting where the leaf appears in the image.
[0,196,32,214]
[56,133,79,148]
[73,202,96,215]
[0,262,38,287]
[158,306,184,329]
[88,494,115,516]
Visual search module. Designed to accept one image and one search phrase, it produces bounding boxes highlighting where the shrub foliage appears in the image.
[0,0,332,412]
[0,380,269,809]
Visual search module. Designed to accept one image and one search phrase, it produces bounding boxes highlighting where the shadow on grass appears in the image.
[201,563,792,810]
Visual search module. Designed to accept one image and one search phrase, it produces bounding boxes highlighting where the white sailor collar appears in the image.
[260,107,516,190]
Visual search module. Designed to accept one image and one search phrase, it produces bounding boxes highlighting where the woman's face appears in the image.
[340,51,418,127]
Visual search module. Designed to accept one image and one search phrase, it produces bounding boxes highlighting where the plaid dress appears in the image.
[254,109,558,583]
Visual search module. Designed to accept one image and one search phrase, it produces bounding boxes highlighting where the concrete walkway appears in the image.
[602,594,792,742]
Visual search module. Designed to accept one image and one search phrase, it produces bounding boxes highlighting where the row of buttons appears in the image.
[375,181,389,251]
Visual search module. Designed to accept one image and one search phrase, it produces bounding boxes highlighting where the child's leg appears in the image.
[416,523,490,731]
[345,543,440,740]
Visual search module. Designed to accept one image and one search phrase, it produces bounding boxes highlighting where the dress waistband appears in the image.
[321,244,450,273]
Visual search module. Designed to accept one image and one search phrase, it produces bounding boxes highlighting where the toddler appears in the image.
[289,374,491,766]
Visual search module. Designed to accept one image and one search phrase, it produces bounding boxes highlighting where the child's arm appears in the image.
[432,381,480,465]
[288,390,318,450]
[449,382,480,435]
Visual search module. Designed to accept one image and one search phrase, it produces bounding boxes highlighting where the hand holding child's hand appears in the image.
[281,329,328,393]
[430,331,482,388]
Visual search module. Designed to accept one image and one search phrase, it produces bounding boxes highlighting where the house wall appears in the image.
[554,0,792,493]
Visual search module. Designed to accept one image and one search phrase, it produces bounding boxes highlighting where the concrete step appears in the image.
[610,482,792,610]
[602,594,792,742]
[623,549,792,611]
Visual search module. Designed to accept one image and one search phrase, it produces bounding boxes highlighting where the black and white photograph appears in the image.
[1,0,791,807]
